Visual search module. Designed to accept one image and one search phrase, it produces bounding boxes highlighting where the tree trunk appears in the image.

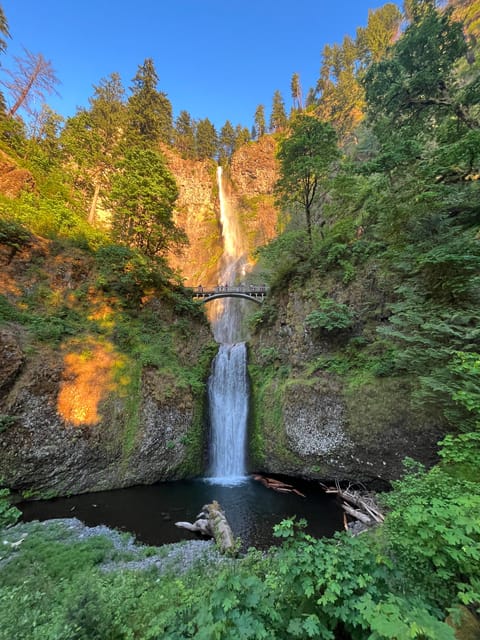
[175,500,238,555]
[88,181,101,225]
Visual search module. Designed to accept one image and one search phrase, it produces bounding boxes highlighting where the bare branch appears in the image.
[1,47,60,117]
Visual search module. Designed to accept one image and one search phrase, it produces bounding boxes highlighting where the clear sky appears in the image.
[1,1,401,132]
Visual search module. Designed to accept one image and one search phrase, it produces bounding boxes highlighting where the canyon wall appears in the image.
[165,136,279,286]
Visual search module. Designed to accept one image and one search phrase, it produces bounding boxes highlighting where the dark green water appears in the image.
[20,477,343,550]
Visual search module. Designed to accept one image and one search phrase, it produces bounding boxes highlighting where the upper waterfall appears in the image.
[209,166,249,344]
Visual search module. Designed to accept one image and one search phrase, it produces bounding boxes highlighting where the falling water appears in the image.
[207,166,249,484]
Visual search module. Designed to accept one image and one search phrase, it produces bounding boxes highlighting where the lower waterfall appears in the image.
[208,343,248,481]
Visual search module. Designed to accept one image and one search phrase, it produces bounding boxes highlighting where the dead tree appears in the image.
[2,48,60,117]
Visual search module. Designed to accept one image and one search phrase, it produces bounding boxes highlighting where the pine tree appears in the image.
[356,4,403,65]
[234,124,251,150]
[269,90,287,132]
[315,37,364,141]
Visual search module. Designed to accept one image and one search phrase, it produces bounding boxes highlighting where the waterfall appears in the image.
[208,343,248,479]
[207,166,249,484]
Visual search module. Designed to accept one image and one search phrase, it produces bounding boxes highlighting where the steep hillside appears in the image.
[0,223,216,498]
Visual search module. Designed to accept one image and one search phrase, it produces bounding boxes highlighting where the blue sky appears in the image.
[1,1,401,132]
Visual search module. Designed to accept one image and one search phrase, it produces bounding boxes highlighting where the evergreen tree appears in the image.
[315,36,364,142]
[290,72,303,111]
[108,147,186,258]
[219,119,236,161]
[195,118,217,159]
[269,90,288,132]
[126,58,173,146]
[174,110,196,159]
[254,104,266,138]
[0,4,10,55]
[356,4,403,65]
[234,124,251,150]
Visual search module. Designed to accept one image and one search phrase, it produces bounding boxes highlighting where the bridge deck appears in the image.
[191,286,267,304]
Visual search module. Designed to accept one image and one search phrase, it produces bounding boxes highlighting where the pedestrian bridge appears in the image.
[191,285,267,304]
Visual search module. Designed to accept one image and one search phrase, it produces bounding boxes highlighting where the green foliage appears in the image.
[95,243,171,307]
[108,146,186,259]
[306,296,355,332]
[0,486,20,528]
[276,115,339,240]
[126,57,173,146]
[0,217,31,249]
[382,461,480,612]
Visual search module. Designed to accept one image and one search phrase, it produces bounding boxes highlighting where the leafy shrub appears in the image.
[0,218,31,250]
[0,487,20,528]
[306,296,355,332]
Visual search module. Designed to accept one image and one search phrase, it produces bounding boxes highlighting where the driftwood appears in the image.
[253,474,306,498]
[321,482,384,535]
[175,500,238,555]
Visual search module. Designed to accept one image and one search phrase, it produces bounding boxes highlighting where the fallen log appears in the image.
[342,503,373,525]
[252,475,306,497]
[321,482,384,532]
[175,500,238,555]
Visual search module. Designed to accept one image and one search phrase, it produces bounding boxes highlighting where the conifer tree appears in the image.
[356,4,403,65]
[174,110,196,159]
[315,36,364,141]
[269,90,287,132]
[219,120,236,161]
[234,124,250,150]
[196,118,217,159]
[290,72,303,111]
[254,104,266,138]
[126,58,173,146]
[0,5,9,55]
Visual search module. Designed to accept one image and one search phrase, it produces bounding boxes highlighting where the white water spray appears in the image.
[207,167,249,484]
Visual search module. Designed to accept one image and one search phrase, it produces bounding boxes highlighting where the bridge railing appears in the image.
[191,284,268,298]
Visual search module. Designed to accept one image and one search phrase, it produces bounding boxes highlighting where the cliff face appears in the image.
[248,271,445,485]
[0,234,213,498]
[165,136,280,286]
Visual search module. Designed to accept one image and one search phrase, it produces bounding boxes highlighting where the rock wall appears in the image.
[165,136,280,286]
[0,236,213,498]
[248,273,445,485]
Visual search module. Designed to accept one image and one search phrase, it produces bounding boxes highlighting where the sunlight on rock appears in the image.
[57,338,126,427]
[0,274,21,296]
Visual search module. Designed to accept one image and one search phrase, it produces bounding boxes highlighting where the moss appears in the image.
[248,361,308,471]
